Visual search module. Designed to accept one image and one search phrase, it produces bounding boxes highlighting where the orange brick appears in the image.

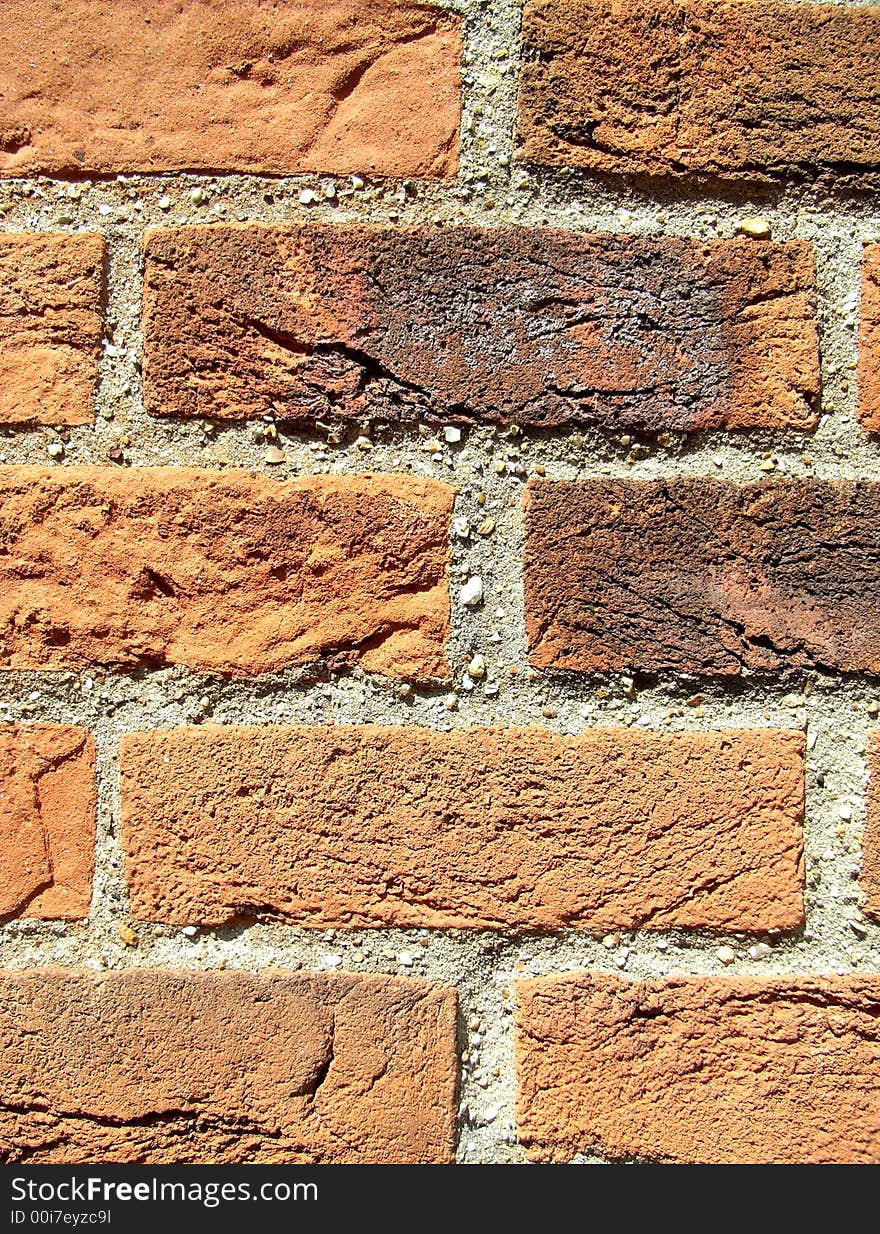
[0,724,96,920]
[858,246,880,433]
[0,0,461,178]
[0,468,452,680]
[0,232,104,426]
[516,972,880,1163]
[120,724,804,932]
[0,969,457,1162]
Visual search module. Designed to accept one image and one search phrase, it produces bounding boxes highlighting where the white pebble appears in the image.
[460,576,484,607]
[443,425,462,444]
[748,942,772,961]
[716,945,736,965]
[299,188,318,205]
[180,926,198,938]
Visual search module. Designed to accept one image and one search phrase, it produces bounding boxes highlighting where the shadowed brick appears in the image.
[524,478,880,675]
[520,0,880,182]
[143,223,818,431]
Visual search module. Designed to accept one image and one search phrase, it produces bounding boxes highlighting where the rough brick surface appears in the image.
[516,973,880,1163]
[0,725,96,921]
[0,969,457,1163]
[864,732,880,922]
[0,1,461,178]
[859,245,880,433]
[524,478,880,676]
[0,468,452,680]
[142,224,819,431]
[0,233,104,426]
[120,724,804,932]
[519,0,880,182]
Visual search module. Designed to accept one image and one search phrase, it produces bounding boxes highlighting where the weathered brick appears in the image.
[863,731,880,922]
[0,232,104,426]
[516,973,880,1163]
[858,245,880,433]
[142,223,818,432]
[0,468,452,680]
[120,724,804,932]
[0,1,461,178]
[0,969,457,1163]
[0,724,96,920]
[519,0,880,182]
[524,479,880,676]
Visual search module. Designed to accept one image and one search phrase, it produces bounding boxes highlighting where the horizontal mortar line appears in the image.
[0,936,877,975]
[4,192,880,233]
[2,448,880,479]
[1,673,880,707]
[3,429,880,469]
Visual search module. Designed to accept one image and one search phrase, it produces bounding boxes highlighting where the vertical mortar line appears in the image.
[803,687,876,968]
[453,936,528,1163]
[798,211,876,468]
[445,442,529,697]
[454,0,523,187]
[85,720,133,958]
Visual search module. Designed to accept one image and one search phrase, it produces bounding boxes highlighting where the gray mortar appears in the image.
[0,0,879,1164]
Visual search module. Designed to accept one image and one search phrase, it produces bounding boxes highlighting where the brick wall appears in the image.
[1,0,879,1165]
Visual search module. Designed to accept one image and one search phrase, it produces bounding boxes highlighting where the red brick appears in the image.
[858,245,880,433]
[0,1,461,178]
[0,467,452,680]
[520,0,880,182]
[0,232,104,426]
[0,968,457,1163]
[524,478,880,675]
[0,724,96,920]
[863,732,880,921]
[142,223,818,432]
[516,972,880,1163]
[120,724,804,932]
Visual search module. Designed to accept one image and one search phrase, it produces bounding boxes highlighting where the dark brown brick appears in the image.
[524,478,880,675]
[520,0,880,183]
[143,223,819,431]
